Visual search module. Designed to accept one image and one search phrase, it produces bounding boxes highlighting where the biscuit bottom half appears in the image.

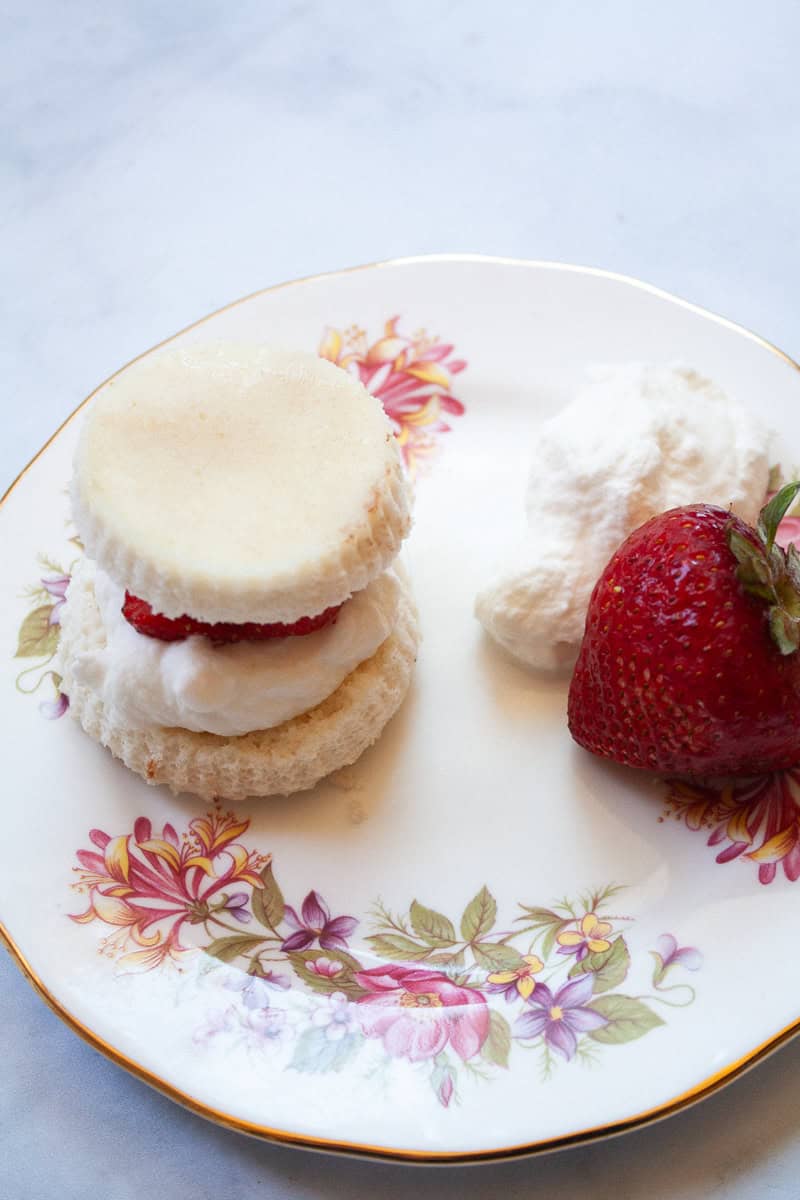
[58,567,420,800]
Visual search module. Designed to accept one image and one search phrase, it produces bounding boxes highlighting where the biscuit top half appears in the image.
[71,345,412,624]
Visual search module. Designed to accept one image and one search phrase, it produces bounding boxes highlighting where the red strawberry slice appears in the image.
[122,593,341,644]
[568,483,800,777]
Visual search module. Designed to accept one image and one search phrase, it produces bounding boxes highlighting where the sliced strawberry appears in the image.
[122,593,341,644]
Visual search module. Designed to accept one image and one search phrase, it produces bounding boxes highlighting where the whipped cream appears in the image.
[476,365,771,671]
[71,566,402,736]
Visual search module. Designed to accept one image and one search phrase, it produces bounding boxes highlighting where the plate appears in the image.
[3,255,800,1164]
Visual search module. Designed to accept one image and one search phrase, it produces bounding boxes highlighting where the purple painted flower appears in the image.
[240,974,290,1006]
[242,1005,288,1043]
[218,892,251,924]
[280,891,357,953]
[41,574,70,625]
[513,974,607,1061]
[39,691,69,719]
[653,934,702,976]
[223,971,290,1009]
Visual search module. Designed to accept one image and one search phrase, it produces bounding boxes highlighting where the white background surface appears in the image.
[3,2,800,1196]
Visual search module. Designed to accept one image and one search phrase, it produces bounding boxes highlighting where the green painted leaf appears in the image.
[250,862,285,931]
[517,906,562,927]
[287,949,367,999]
[588,994,665,1044]
[426,949,466,966]
[461,886,497,942]
[649,951,667,987]
[568,936,630,993]
[289,1027,358,1073]
[15,605,59,658]
[471,942,524,972]
[203,934,267,964]
[482,1009,512,1068]
[409,900,456,947]
[365,933,430,961]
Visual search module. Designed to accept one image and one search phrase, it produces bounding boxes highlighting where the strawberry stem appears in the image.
[726,482,800,656]
[758,481,800,553]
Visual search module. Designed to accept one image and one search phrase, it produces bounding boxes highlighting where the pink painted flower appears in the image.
[437,1070,454,1108]
[319,317,466,477]
[513,974,608,1061]
[281,891,357,953]
[666,771,800,884]
[354,964,489,1062]
[71,811,268,969]
[305,955,345,979]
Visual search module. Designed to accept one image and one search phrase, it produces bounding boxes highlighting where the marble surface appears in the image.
[3,1,800,1195]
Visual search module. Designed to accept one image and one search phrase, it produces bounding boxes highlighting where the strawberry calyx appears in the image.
[122,592,342,644]
[726,481,800,655]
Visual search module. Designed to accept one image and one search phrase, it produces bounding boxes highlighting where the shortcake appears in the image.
[59,344,419,798]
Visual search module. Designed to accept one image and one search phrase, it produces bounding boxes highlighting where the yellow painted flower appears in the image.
[556,913,613,961]
[486,954,544,1000]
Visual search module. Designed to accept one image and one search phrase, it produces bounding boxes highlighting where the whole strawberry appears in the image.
[568,483,800,777]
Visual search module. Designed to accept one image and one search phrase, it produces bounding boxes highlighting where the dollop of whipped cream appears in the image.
[71,566,402,735]
[476,365,772,672]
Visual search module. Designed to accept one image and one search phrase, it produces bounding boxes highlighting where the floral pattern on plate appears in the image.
[318,316,466,476]
[663,772,800,885]
[14,552,77,719]
[71,809,701,1107]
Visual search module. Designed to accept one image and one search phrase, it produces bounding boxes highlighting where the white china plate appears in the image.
[3,256,800,1164]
